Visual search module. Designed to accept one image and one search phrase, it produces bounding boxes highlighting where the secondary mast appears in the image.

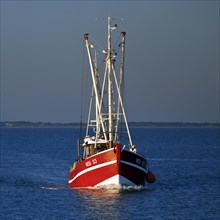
[115,32,126,140]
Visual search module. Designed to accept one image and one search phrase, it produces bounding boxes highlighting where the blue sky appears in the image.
[1,1,219,123]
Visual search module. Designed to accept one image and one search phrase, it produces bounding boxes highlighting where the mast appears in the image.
[107,16,113,147]
[115,32,126,139]
[119,32,126,98]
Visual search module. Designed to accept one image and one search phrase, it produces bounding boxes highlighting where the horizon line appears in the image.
[1,120,219,124]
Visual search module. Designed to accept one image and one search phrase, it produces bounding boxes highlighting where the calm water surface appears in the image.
[1,128,220,219]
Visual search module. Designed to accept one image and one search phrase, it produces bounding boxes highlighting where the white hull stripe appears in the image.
[68,160,117,184]
[120,160,147,174]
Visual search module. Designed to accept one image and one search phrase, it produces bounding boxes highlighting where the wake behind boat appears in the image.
[69,17,156,188]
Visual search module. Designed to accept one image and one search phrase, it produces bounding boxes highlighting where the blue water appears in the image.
[1,128,220,219]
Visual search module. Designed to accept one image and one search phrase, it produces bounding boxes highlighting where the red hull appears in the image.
[69,145,149,188]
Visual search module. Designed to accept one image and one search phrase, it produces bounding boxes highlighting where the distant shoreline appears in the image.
[1,121,219,128]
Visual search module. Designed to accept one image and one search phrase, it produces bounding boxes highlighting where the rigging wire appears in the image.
[90,36,107,77]
[112,33,122,54]
[90,34,105,52]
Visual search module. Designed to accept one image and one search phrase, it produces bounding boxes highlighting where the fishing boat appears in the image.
[69,17,156,188]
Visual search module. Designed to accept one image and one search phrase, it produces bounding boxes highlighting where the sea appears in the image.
[0,127,220,220]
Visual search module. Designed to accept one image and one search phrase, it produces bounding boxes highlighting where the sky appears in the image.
[1,0,219,123]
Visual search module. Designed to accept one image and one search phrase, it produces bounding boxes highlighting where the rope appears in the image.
[112,33,122,53]
[90,34,105,52]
